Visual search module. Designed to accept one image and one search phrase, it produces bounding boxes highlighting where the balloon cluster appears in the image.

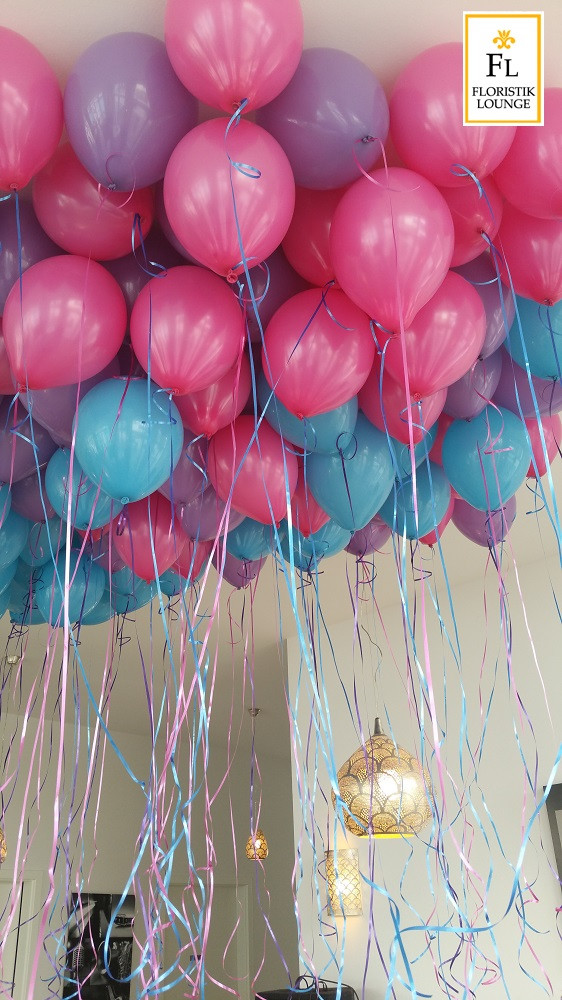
[0,4,560,627]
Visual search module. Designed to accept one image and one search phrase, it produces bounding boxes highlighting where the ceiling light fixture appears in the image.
[245,707,269,861]
[325,848,362,916]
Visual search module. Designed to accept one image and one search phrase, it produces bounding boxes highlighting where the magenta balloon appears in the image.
[359,356,447,446]
[390,42,515,188]
[256,47,388,189]
[19,358,121,447]
[453,255,514,359]
[383,272,486,396]
[331,167,454,332]
[345,514,391,558]
[494,89,562,220]
[498,203,562,306]
[2,255,127,390]
[0,27,63,191]
[452,496,517,548]
[154,181,199,264]
[0,397,57,484]
[444,350,503,420]
[236,248,309,343]
[174,353,252,439]
[282,186,345,288]
[84,527,126,575]
[214,550,266,589]
[164,0,303,113]
[130,266,246,396]
[158,430,209,505]
[10,468,56,522]
[262,287,375,418]
[177,483,244,541]
[525,414,561,478]
[163,118,295,279]
[0,198,62,312]
[0,324,15,396]
[492,348,562,418]
[103,226,185,319]
[64,32,198,191]
[439,176,503,267]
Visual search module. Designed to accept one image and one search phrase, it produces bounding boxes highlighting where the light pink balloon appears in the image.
[163,118,295,279]
[32,143,155,261]
[0,28,63,191]
[130,265,246,396]
[208,415,298,524]
[262,287,375,418]
[525,414,561,478]
[2,255,127,390]
[494,89,562,220]
[439,176,503,267]
[382,272,487,396]
[173,353,252,438]
[498,203,562,305]
[164,0,303,113]
[390,42,515,188]
[330,167,454,332]
[359,357,447,446]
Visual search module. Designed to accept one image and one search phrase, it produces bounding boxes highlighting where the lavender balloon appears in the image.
[159,430,209,505]
[64,32,198,190]
[452,496,517,548]
[10,468,55,523]
[20,357,121,447]
[454,255,514,359]
[0,198,62,313]
[235,248,309,343]
[345,514,392,558]
[214,550,266,589]
[256,47,389,190]
[492,348,562,418]
[177,484,244,541]
[0,398,57,484]
[103,226,185,320]
[444,350,502,420]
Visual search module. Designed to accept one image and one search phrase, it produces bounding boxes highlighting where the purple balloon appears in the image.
[103,226,185,319]
[235,248,309,343]
[452,496,517,548]
[0,398,57,484]
[345,514,391,558]
[0,198,62,313]
[454,255,514,359]
[20,358,121,447]
[159,430,209,505]
[256,47,389,190]
[492,348,562,418]
[64,32,198,191]
[213,550,266,589]
[176,484,244,541]
[10,468,56,522]
[444,350,502,420]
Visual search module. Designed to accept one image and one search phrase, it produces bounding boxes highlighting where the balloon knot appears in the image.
[544,298,553,307]
[296,412,305,421]
[226,269,238,284]
[412,392,422,403]
[362,135,375,144]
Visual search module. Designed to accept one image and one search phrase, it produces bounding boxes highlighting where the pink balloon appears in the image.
[420,493,455,546]
[262,287,375,418]
[113,493,187,582]
[494,89,562,220]
[382,272,487,396]
[390,43,515,188]
[173,353,252,438]
[10,467,56,523]
[0,323,15,396]
[282,186,345,287]
[525,414,561,478]
[0,396,57,484]
[439,177,503,267]
[19,358,121,447]
[291,465,330,537]
[164,0,303,113]
[0,27,63,191]
[208,415,298,524]
[174,536,213,582]
[32,144,155,261]
[163,118,295,279]
[158,430,209,505]
[428,413,455,467]
[359,357,447,446]
[176,483,244,541]
[3,255,127,390]
[498,203,562,305]
[130,265,246,396]
[330,167,454,331]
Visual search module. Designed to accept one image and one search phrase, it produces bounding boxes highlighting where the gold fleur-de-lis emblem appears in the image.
[493,29,516,49]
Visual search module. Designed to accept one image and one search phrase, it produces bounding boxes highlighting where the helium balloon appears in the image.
[378,461,451,539]
[9,570,45,626]
[10,468,56,523]
[19,516,65,568]
[113,493,187,582]
[391,422,439,477]
[64,32,198,191]
[0,398,57,484]
[452,496,517,547]
[497,203,562,305]
[279,518,352,571]
[428,414,455,467]
[289,467,330,538]
[226,518,274,562]
[111,576,155,614]
[359,357,447,446]
[258,372,359,455]
[505,296,562,381]
[0,198,61,313]
[525,415,561,478]
[103,225,185,320]
[158,430,209,505]
[492,348,562,418]
[442,406,531,510]
[214,550,266,589]
[74,378,184,503]
[235,248,309,344]
[80,589,114,626]
[345,514,391,558]
[454,255,514,359]
[493,88,562,220]
[45,448,122,530]
[0,559,18,598]
[35,548,105,625]
[420,493,455,546]
[331,167,454,331]
[20,357,121,448]
[439,176,503,267]
[444,351,503,420]
[0,323,15,396]
[177,483,244,541]
[174,537,213,582]
[281,187,344,287]
[164,0,303,113]
[173,354,252,439]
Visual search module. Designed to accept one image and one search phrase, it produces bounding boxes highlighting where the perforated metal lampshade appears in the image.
[245,828,268,860]
[0,827,6,865]
[326,849,362,916]
[332,718,432,838]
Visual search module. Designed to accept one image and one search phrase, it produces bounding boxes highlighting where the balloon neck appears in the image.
[226,269,239,284]
[412,393,422,403]
[544,298,553,307]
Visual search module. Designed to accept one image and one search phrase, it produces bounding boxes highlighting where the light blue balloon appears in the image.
[111,579,155,614]
[0,484,12,521]
[19,516,65,567]
[0,587,10,620]
[306,412,395,531]
[74,378,184,503]
[226,517,274,561]
[506,296,562,380]
[45,448,123,530]
[379,462,451,539]
[9,568,46,626]
[390,422,438,477]
[35,549,106,626]
[81,588,114,626]
[279,518,352,571]
[442,406,531,511]
[0,559,18,597]
[158,568,186,597]
[0,510,30,571]
[258,372,358,454]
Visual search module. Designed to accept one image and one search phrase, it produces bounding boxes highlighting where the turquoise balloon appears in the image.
[306,412,395,531]
[35,549,106,626]
[0,483,11,520]
[379,461,451,539]
[81,588,114,625]
[45,448,123,530]
[0,559,18,597]
[20,516,65,567]
[9,567,46,626]
[279,518,352,571]
[74,378,184,503]
[506,296,562,380]
[111,579,155,614]
[0,587,10,620]
[258,372,358,454]
[0,510,30,570]
[390,422,438,477]
[226,517,274,561]
[158,568,186,597]
[442,406,531,511]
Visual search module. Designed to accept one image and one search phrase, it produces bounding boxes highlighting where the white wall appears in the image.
[287,551,561,999]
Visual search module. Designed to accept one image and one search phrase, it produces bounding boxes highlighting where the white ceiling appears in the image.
[1,0,561,749]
